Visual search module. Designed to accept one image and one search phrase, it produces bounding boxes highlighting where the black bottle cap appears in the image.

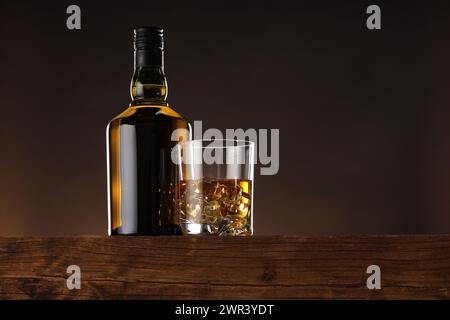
[134,26,164,51]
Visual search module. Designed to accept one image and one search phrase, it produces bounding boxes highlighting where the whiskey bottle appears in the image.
[106,27,189,235]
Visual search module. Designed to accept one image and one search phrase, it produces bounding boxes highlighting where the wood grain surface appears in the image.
[0,235,449,300]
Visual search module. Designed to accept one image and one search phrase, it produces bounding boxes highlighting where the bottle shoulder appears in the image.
[109,105,187,124]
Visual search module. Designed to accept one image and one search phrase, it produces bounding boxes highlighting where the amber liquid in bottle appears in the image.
[107,27,188,235]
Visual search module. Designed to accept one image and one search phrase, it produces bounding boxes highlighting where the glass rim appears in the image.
[177,139,255,149]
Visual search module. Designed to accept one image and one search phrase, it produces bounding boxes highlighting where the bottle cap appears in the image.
[134,26,164,51]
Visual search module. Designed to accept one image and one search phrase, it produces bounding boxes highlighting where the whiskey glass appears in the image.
[174,139,255,235]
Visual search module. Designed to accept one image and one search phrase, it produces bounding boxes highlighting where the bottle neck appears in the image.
[130,49,168,106]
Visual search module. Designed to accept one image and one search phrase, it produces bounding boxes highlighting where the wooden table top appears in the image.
[0,235,449,299]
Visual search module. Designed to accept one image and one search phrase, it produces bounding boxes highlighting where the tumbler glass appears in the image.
[174,139,254,235]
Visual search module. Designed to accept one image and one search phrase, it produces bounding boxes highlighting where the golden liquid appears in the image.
[107,105,188,235]
[178,178,252,236]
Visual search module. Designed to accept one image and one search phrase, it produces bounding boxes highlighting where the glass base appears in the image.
[180,221,252,236]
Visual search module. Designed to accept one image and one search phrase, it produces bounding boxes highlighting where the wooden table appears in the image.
[0,235,449,299]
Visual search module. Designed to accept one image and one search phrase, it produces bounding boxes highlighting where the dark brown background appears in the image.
[0,0,449,235]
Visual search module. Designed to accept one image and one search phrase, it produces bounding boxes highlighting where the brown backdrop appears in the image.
[0,0,449,235]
